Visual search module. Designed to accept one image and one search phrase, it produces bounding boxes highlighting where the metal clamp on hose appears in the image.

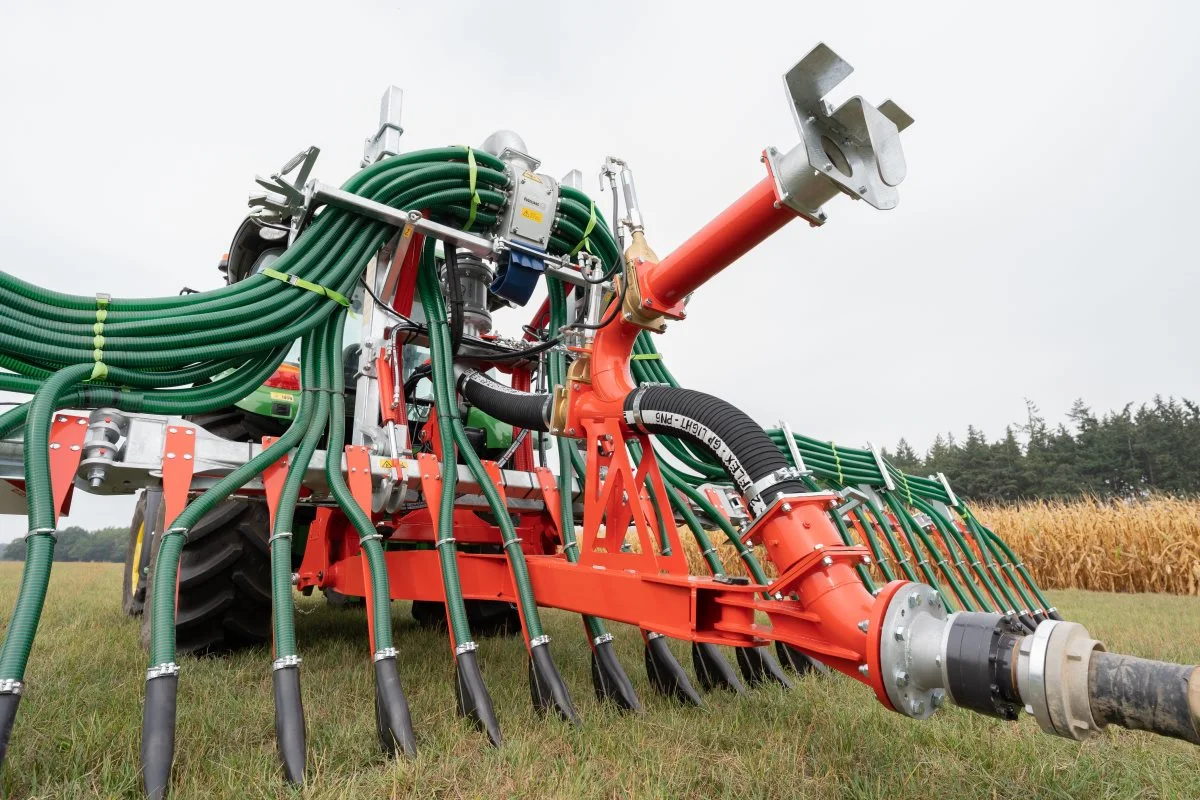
[743,466,804,508]
[23,528,55,541]
[373,647,399,662]
[435,536,456,549]
[454,641,478,655]
[622,384,654,432]
[146,662,180,681]
[529,635,551,649]
[162,527,189,542]
[592,633,614,647]
[272,655,302,671]
[0,679,23,696]
[268,531,293,546]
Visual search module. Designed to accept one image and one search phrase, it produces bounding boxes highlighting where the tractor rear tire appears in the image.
[141,498,273,655]
[121,489,158,617]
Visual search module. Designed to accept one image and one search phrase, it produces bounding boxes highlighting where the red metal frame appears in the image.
[232,159,905,708]
[47,414,88,523]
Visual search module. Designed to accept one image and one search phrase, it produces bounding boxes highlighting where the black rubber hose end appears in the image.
[643,636,703,706]
[1088,652,1200,745]
[0,691,22,771]
[374,657,417,757]
[272,665,306,784]
[1017,613,1038,633]
[528,643,581,724]
[691,642,745,693]
[455,651,502,747]
[141,674,178,800]
[1048,608,1065,621]
[775,642,831,677]
[735,646,794,689]
[590,639,642,712]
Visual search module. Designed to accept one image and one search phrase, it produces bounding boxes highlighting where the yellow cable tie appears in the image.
[569,199,597,257]
[95,309,107,323]
[831,442,844,486]
[93,322,104,336]
[262,267,350,307]
[462,146,480,232]
[93,334,105,350]
[95,293,110,310]
[89,362,108,382]
[630,353,662,361]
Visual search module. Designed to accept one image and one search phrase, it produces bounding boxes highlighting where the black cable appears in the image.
[445,246,465,356]
[358,274,421,329]
[562,270,627,331]
[477,336,563,362]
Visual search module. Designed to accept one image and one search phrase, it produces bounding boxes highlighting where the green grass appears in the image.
[0,563,1196,799]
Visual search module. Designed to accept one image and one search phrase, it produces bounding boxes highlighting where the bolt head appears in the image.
[910,698,925,715]
[929,593,942,607]
[932,690,946,709]
[858,664,869,677]
[642,299,652,307]
[893,626,905,641]
[857,619,869,633]
[907,594,920,608]
[781,503,792,513]
[894,670,910,687]
[862,555,871,564]
[822,556,833,567]
[49,443,60,450]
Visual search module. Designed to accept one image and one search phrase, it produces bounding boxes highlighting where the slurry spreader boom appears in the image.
[0,44,1196,798]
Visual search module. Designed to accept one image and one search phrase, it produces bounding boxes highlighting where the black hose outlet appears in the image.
[457,369,551,432]
[735,646,794,689]
[272,666,306,784]
[691,642,745,693]
[590,639,642,712]
[374,657,418,757]
[624,386,806,514]
[0,691,21,771]
[455,650,502,747]
[1017,612,1038,633]
[141,674,178,800]
[1048,608,1065,621]
[775,642,832,677]
[1088,652,1200,745]
[643,636,703,706]
[528,644,581,724]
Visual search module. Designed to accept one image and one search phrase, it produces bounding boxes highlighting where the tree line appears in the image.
[883,396,1200,504]
[2,526,125,562]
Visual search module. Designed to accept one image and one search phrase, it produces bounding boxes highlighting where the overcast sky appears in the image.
[1,1,1198,538]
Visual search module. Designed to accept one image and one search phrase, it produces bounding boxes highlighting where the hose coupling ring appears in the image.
[592,633,614,647]
[272,655,302,671]
[24,527,56,541]
[455,641,478,656]
[646,631,665,641]
[0,679,23,696]
[146,662,180,681]
[373,647,399,662]
[529,635,551,649]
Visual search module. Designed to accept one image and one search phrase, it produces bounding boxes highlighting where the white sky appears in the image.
[1,0,1198,538]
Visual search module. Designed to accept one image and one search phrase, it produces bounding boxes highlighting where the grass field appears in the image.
[0,563,1197,799]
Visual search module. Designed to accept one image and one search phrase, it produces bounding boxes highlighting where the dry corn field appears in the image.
[678,495,1200,596]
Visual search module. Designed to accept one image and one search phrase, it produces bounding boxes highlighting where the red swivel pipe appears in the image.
[641,176,794,306]
[590,174,796,402]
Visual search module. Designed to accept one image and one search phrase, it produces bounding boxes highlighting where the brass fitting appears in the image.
[620,231,667,332]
